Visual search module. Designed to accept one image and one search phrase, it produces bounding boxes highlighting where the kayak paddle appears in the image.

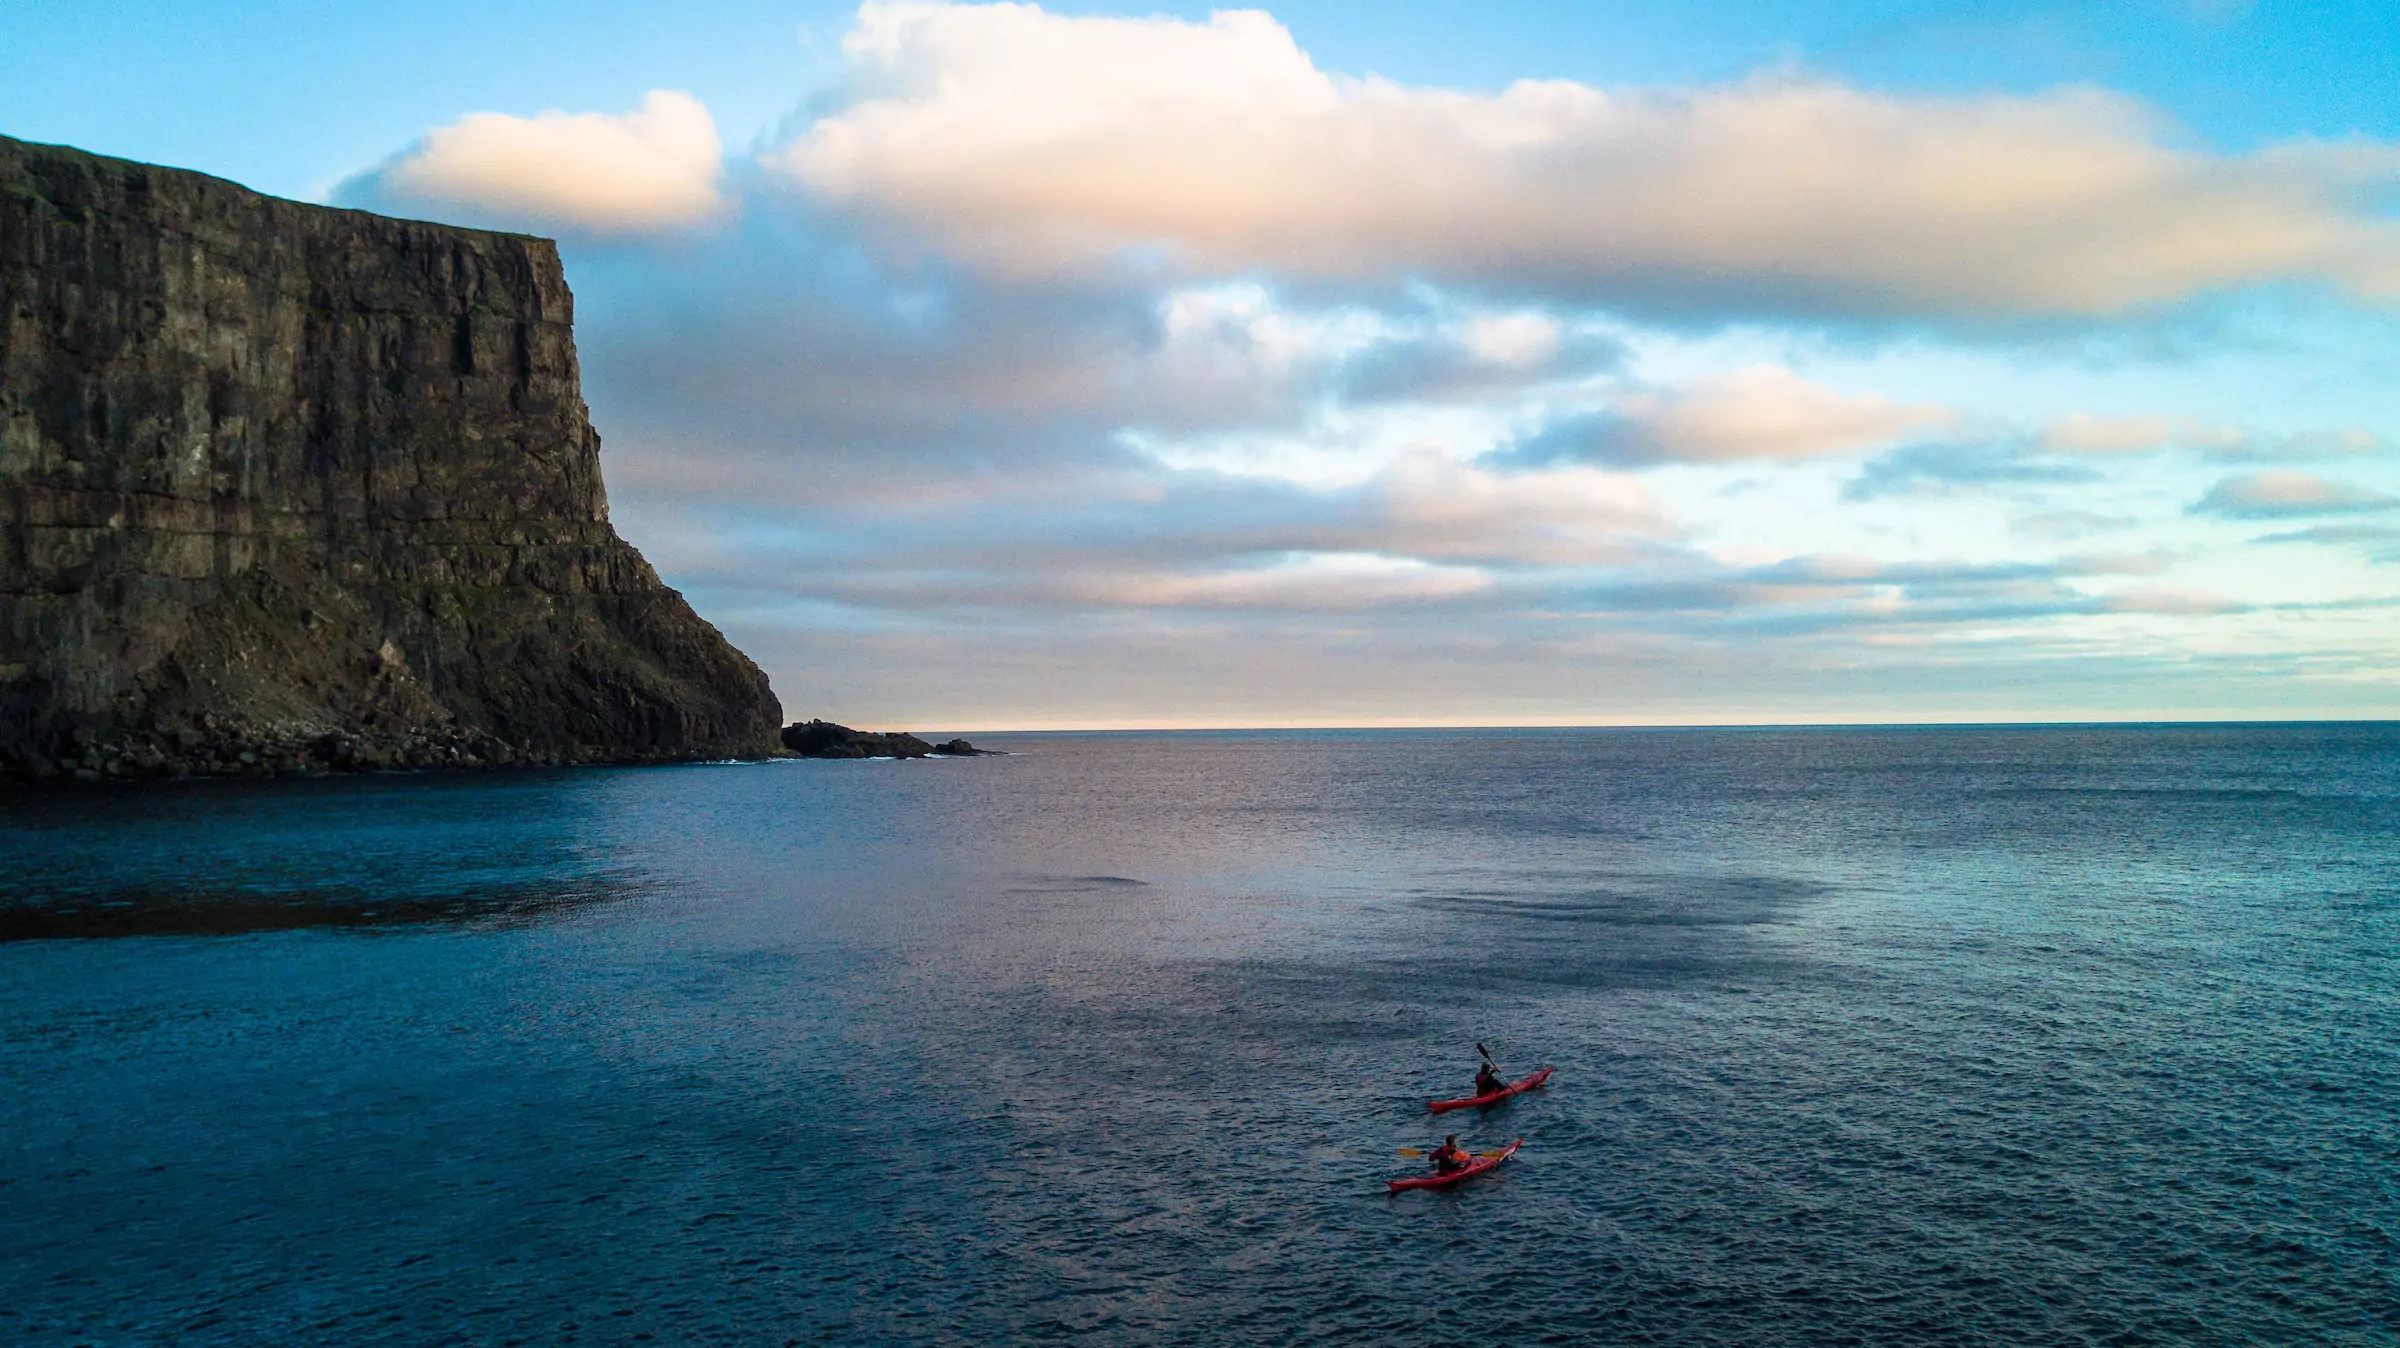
[1397,1147,1512,1159]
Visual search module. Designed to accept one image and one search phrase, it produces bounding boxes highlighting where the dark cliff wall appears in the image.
[0,134,781,781]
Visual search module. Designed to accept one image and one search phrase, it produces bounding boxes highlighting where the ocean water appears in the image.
[2,725,2395,1345]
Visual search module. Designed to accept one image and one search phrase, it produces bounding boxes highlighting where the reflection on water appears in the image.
[2,727,2397,1345]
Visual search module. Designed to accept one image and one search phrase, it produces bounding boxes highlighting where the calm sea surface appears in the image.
[3,726,2395,1345]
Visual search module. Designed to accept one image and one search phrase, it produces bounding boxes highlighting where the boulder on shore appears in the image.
[780,720,982,759]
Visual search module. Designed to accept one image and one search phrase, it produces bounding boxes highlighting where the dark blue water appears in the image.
[3,726,2396,1345]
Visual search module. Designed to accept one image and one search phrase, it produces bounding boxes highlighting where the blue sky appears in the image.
[10,1,2400,726]
[18,1,2400,195]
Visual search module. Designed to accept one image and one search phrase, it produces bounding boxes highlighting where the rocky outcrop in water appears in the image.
[780,720,982,759]
[0,134,782,783]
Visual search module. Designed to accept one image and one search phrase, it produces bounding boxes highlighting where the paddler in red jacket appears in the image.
[1430,1135,1472,1173]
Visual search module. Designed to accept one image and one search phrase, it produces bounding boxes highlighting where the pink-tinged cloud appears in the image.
[770,3,2400,317]
[368,90,726,233]
[1607,366,1957,462]
[2043,413,2243,454]
[2041,413,2384,457]
[2193,470,2398,518]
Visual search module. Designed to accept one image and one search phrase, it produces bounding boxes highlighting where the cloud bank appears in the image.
[771,2,2400,318]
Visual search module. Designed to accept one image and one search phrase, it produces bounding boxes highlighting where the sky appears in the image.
[10,1,2400,728]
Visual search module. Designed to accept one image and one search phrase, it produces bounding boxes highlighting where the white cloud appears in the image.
[1607,365,1957,462]
[1364,453,1667,563]
[2193,469,2399,518]
[1149,281,1398,403]
[769,3,2400,316]
[1457,312,1564,368]
[372,90,726,233]
[1081,551,1492,609]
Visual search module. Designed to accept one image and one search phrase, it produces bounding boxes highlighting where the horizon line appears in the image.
[904,712,2400,734]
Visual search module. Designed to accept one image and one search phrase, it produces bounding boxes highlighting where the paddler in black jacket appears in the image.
[1474,1063,1507,1098]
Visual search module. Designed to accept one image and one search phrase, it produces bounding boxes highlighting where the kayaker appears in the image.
[1475,1063,1507,1098]
[1430,1135,1471,1173]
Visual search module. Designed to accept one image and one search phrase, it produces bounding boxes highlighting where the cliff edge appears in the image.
[0,134,782,782]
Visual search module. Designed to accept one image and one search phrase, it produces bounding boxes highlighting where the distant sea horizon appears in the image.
[897,715,2400,733]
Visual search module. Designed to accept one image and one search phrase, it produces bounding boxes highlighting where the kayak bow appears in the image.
[1387,1138,1522,1193]
[1428,1066,1554,1114]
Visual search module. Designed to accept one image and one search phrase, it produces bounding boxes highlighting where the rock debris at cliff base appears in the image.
[0,134,782,783]
[779,720,985,759]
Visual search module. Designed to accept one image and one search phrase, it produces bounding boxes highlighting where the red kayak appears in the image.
[1388,1138,1522,1192]
[1428,1066,1554,1114]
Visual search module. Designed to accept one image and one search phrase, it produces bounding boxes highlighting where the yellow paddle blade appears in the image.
[1396,1147,1425,1157]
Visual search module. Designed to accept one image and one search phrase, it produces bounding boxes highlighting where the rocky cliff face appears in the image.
[0,134,781,782]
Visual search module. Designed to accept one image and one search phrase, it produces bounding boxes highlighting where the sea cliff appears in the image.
[0,134,781,782]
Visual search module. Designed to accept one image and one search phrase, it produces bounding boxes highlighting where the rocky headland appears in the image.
[0,135,783,783]
[779,720,984,759]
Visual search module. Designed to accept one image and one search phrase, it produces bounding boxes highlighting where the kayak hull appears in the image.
[1388,1139,1522,1192]
[1428,1066,1554,1114]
